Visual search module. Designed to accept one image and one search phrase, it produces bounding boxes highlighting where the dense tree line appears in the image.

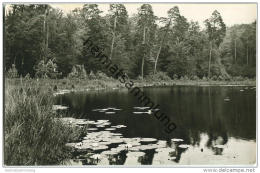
[4,4,256,79]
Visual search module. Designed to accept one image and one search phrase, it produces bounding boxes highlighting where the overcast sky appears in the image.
[6,3,257,27]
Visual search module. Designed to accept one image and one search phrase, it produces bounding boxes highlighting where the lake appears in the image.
[56,86,256,165]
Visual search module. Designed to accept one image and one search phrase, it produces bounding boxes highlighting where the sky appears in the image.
[49,3,257,27]
[5,3,257,27]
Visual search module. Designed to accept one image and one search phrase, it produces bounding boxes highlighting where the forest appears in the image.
[4,4,256,80]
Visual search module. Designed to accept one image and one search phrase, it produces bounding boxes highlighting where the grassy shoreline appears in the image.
[6,78,256,93]
[4,78,86,165]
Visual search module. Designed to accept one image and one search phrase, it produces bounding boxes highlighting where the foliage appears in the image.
[34,59,61,79]
[68,65,87,79]
[4,4,256,80]
[6,64,19,78]
[146,71,171,81]
[4,79,84,165]
[95,71,110,80]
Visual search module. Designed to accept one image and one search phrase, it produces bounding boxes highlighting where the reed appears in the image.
[4,79,84,165]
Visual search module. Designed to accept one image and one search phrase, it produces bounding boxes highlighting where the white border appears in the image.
[0,0,258,172]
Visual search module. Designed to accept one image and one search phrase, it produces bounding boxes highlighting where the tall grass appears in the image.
[4,79,84,165]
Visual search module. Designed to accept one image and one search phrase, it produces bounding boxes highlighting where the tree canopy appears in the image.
[4,4,256,79]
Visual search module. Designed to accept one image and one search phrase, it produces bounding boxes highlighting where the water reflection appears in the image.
[57,86,256,165]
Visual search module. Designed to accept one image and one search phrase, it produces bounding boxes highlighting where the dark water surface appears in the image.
[56,86,256,165]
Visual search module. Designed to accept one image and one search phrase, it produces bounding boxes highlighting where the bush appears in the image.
[35,59,61,79]
[211,75,218,81]
[68,65,87,79]
[146,72,171,81]
[95,71,110,80]
[4,80,78,165]
[232,76,244,81]
[180,75,189,81]
[190,75,199,80]
[136,75,143,81]
[172,74,178,80]
[6,64,18,78]
[88,70,96,80]
[24,73,31,80]
[202,76,208,81]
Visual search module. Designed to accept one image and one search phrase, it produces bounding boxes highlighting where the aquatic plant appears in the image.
[4,79,84,165]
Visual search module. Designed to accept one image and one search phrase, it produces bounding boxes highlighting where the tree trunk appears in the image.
[246,37,249,65]
[43,6,48,62]
[208,41,212,78]
[154,19,171,74]
[109,15,117,60]
[141,26,146,80]
[234,38,237,63]
[141,56,144,80]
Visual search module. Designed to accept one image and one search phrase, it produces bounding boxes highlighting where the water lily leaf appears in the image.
[52,105,68,110]
[127,152,145,158]
[178,144,190,149]
[104,128,116,131]
[171,138,184,142]
[105,112,116,114]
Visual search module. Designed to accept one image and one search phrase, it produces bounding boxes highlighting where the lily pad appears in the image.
[104,128,116,131]
[133,107,150,110]
[157,140,167,147]
[87,128,98,131]
[140,138,157,143]
[85,120,96,124]
[90,154,101,160]
[101,150,119,156]
[111,125,127,128]
[213,145,225,149]
[52,105,68,110]
[96,125,105,128]
[127,152,145,158]
[139,144,157,151]
[97,120,109,123]
[155,148,175,154]
[171,138,184,142]
[133,112,146,114]
[110,138,124,144]
[112,133,123,136]
[105,112,116,114]
[178,144,190,149]
[92,145,109,151]
[224,98,231,101]
[76,121,89,125]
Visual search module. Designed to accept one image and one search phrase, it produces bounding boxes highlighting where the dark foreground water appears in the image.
[56,86,256,165]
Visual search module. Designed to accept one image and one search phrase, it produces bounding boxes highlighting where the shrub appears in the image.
[95,71,110,80]
[202,76,208,81]
[211,75,218,81]
[6,64,18,78]
[146,72,171,81]
[68,65,87,79]
[35,59,61,79]
[232,76,244,81]
[190,75,199,80]
[172,74,178,80]
[24,73,31,80]
[88,70,96,80]
[4,80,79,165]
[136,75,143,81]
[180,75,189,81]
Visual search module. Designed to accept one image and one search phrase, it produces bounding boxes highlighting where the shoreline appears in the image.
[5,78,256,96]
[51,79,256,96]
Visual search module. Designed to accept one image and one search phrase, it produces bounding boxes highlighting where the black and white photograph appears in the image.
[2,0,257,169]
